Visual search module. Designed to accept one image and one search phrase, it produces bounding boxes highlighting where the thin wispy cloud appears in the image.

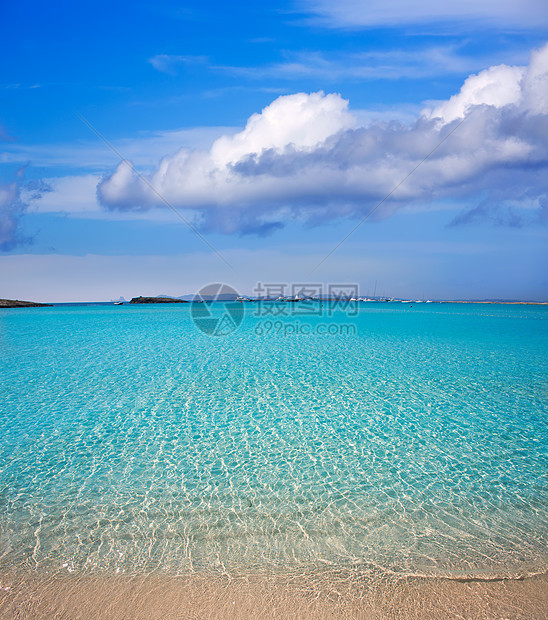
[298,0,548,30]
[148,54,209,75]
[218,46,487,82]
[1,127,237,170]
[149,45,513,84]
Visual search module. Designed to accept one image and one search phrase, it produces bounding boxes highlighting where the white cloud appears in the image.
[210,91,355,165]
[423,43,548,124]
[97,43,548,234]
[424,64,525,124]
[298,0,548,29]
[99,92,357,233]
[522,42,548,114]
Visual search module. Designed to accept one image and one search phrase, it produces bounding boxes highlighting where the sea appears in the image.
[0,301,547,615]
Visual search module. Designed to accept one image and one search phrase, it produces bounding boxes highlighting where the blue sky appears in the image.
[1,0,547,301]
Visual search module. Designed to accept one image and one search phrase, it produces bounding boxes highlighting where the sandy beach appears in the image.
[1,569,547,619]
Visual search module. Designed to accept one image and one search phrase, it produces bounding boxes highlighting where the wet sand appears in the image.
[1,569,546,619]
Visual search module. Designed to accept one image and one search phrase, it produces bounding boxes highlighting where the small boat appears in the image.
[114,302,123,305]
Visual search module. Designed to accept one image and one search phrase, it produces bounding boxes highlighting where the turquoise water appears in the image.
[0,302,547,578]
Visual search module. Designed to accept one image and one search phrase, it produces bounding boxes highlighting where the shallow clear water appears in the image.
[0,302,546,578]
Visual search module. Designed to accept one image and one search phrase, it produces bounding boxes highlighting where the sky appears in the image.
[1,0,547,302]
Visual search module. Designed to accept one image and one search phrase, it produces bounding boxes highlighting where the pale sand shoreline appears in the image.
[1,569,547,619]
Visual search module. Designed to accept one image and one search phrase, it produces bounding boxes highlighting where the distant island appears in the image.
[0,299,52,308]
[126,295,547,305]
[129,296,189,304]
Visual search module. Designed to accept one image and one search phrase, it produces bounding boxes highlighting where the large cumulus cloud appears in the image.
[98,43,548,234]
